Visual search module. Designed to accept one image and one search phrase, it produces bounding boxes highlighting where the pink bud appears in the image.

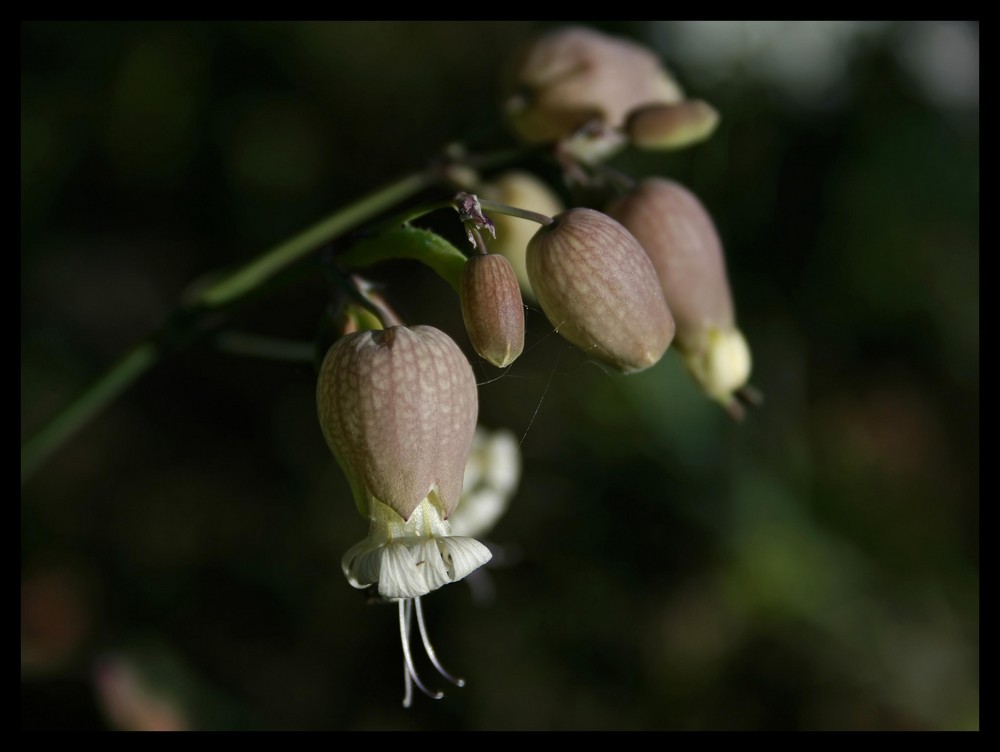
[527,208,675,373]
[606,179,733,349]
[607,179,752,405]
[461,254,526,368]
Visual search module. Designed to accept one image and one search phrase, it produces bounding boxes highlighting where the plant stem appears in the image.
[477,199,554,226]
[214,331,317,363]
[337,226,468,293]
[198,171,433,309]
[21,342,159,484]
[22,169,435,485]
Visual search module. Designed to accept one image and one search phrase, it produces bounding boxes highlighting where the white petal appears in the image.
[448,489,509,538]
[483,430,521,494]
[440,536,492,582]
[378,539,452,600]
[342,537,383,590]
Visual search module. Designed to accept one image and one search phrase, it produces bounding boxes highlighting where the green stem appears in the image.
[21,342,159,484]
[197,171,433,309]
[22,170,435,485]
[337,226,468,293]
[374,199,455,234]
[214,331,316,363]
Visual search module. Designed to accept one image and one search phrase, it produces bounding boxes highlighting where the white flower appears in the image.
[341,496,492,601]
[317,325,493,705]
[340,494,491,707]
[451,428,521,539]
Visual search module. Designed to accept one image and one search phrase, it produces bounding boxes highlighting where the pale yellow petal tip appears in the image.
[627,100,720,151]
[684,326,752,406]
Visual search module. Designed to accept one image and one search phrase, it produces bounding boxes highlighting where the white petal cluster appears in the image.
[450,428,522,539]
[342,495,491,601]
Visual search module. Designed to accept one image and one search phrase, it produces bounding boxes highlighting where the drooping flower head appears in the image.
[317,324,493,705]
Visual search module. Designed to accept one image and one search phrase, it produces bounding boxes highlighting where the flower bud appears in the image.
[626,100,720,151]
[316,325,478,521]
[502,26,683,154]
[480,170,564,300]
[527,208,675,373]
[606,178,751,404]
[461,254,525,368]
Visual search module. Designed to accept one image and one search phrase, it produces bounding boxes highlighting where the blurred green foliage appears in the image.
[22,22,978,730]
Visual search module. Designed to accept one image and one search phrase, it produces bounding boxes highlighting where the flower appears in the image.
[339,495,492,706]
[502,26,684,161]
[451,427,522,605]
[451,427,521,539]
[341,497,491,602]
[316,324,493,706]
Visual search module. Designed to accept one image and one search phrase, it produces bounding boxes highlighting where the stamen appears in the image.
[415,595,466,687]
[400,601,413,708]
[402,655,413,708]
[398,598,444,704]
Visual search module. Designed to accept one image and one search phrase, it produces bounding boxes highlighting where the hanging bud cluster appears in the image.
[315,22,758,711]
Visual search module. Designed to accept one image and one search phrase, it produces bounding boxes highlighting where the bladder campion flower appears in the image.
[317,324,492,706]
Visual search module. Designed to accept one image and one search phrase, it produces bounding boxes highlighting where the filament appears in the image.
[398,598,444,704]
[415,595,466,687]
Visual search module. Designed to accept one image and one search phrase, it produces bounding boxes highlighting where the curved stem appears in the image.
[477,199,554,226]
[214,331,316,363]
[373,199,455,234]
[198,171,433,309]
[468,225,489,256]
[21,342,159,484]
[337,226,468,294]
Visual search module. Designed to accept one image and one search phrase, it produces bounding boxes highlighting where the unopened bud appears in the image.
[606,178,752,405]
[626,100,720,151]
[316,325,478,521]
[480,171,564,300]
[461,254,525,368]
[527,208,675,373]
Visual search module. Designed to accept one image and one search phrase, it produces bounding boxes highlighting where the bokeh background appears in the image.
[21,21,979,730]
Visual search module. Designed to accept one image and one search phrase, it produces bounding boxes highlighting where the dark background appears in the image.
[22,21,979,730]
